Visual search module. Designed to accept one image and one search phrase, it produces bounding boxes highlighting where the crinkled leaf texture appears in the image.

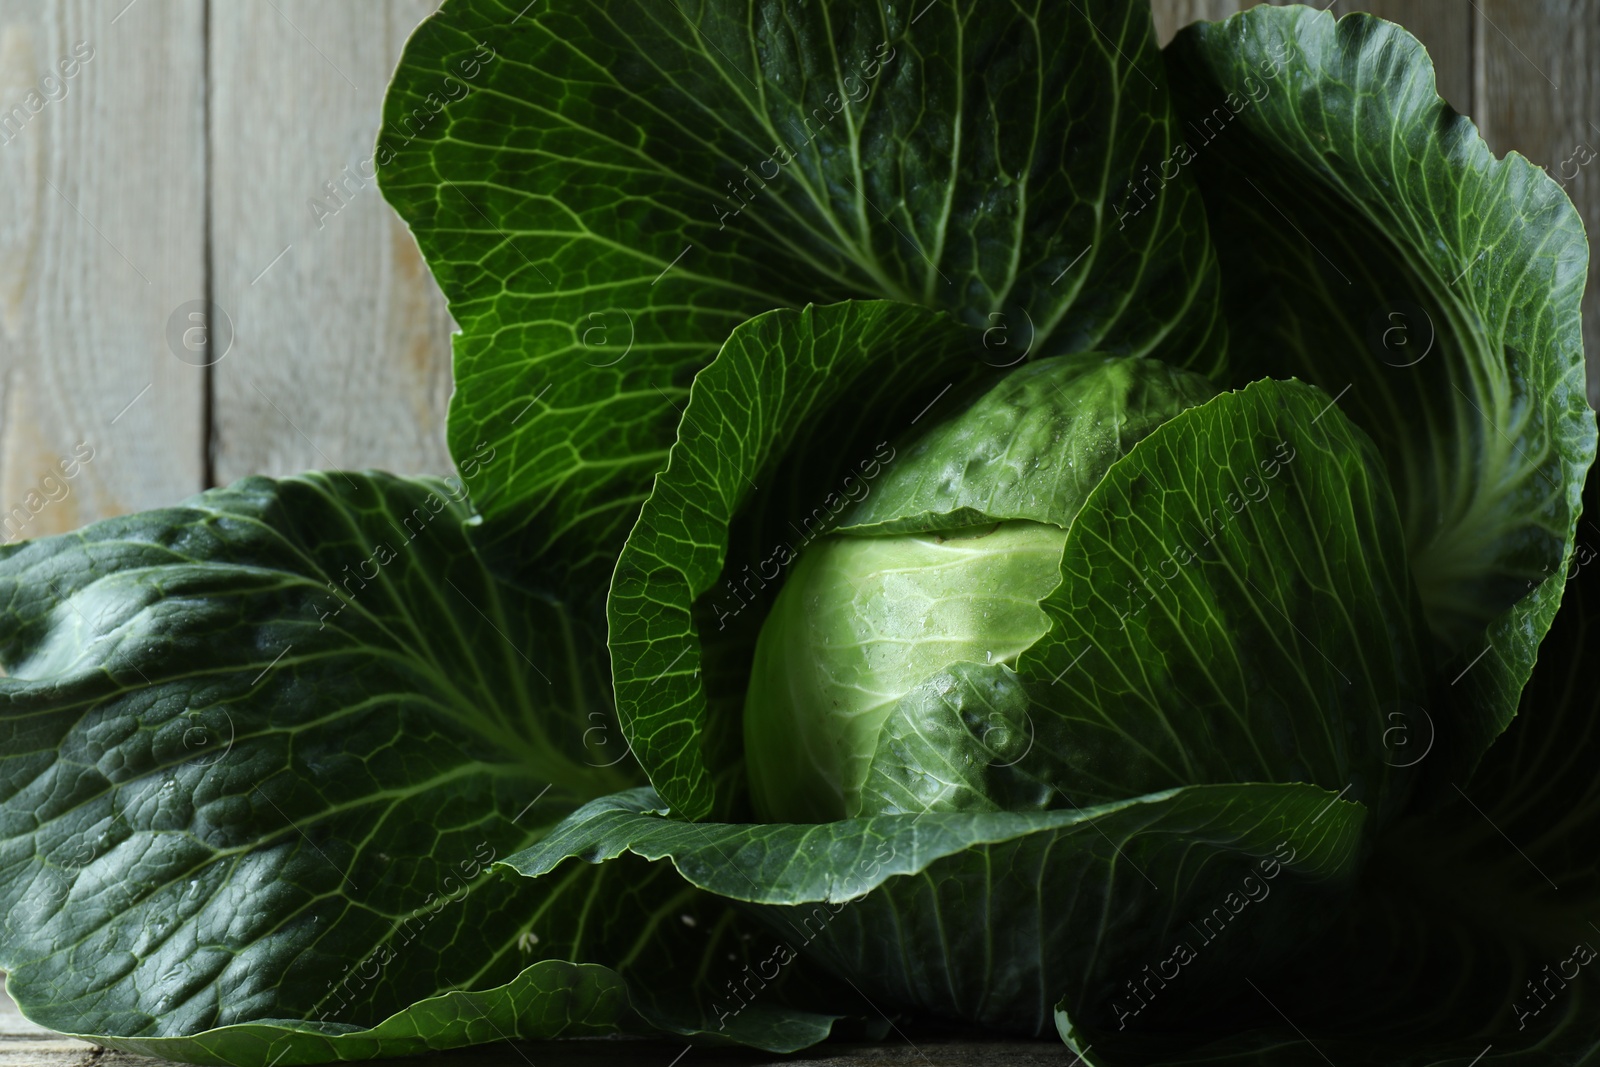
[0,473,837,1064]
[377,0,1222,575]
[835,355,1219,536]
[504,783,1366,1037]
[1164,4,1596,774]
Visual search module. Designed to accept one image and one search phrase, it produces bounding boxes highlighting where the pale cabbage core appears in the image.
[744,520,1066,823]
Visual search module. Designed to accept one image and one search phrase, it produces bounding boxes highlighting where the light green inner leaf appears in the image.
[744,520,1065,822]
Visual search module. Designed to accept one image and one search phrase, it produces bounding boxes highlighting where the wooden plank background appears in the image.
[0,0,1595,1063]
[0,0,1594,543]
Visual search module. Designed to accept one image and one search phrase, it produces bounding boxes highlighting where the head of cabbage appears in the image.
[744,355,1220,823]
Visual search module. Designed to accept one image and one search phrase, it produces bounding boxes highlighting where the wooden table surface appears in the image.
[0,0,1594,1063]
[0,984,1071,1067]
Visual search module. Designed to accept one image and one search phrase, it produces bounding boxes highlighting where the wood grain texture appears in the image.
[1332,1,1473,111]
[208,0,453,485]
[0,985,101,1067]
[0,984,1066,1067]
[1475,0,1600,404]
[0,0,204,542]
[1151,0,1253,45]
[1153,2,1471,110]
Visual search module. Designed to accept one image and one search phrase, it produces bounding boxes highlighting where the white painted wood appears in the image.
[208,0,454,486]
[0,0,204,539]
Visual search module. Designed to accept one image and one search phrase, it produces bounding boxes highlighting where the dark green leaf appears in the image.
[377,0,1224,575]
[1058,473,1600,1066]
[0,473,835,1062]
[1016,379,1429,816]
[1164,5,1597,768]
[506,782,1366,1037]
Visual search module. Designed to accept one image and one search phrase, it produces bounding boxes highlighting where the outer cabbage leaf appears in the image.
[0,473,837,1063]
[504,783,1366,1038]
[1014,379,1428,816]
[1164,5,1597,770]
[1054,473,1600,1067]
[377,0,1223,576]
